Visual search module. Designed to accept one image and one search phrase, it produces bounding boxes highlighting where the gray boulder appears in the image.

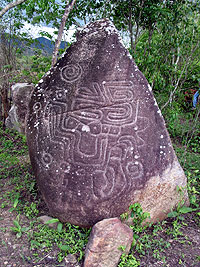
[26,19,188,227]
[6,83,34,134]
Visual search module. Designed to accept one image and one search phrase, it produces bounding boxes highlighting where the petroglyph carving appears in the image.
[103,81,134,103]
[41,152,53,169]
[61,63,82,83]
[33,102,42,112]
[38,80,147,200]
[26,19,187,227]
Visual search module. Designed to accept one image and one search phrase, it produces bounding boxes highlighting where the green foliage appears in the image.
[57,222,63,233]
[121,204,171,262]
[29,52,51,83]
[174,145,200,212]
[0,152,20,168]
[44,218,59,225]
[10,215,29,238]
[0,123,27,156]
[118,253,140,267]
[131,1,200,115]
[29,222,91,262]
[189,135,200,153]
[0,123,91,263]
[161,106,200,154]
[24,202,39,218]
[168,206,199,221]
[186,170,199,208]
[129,203,150,232]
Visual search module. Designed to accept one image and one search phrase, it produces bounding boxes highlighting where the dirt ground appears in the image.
[0,160,199,267]
[0,193,82,267]
[138,215,200,267]
[0,189,200,267]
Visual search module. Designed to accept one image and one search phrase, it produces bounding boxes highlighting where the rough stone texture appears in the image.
[26,19,188,227]
[126,160,189,225]
[65,254,79,266]
[6,83,34,134]
[84,218,133,267]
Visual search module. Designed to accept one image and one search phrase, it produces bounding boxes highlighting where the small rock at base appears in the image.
[38,215,58,229]
[65,254,78,265]
[84,217,133,267]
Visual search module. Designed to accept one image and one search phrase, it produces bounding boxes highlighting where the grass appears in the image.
[0,123,91,264]
[0,120,199,266]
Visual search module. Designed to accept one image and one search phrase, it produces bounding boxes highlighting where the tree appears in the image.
[0,0,199,123]
[0,0,27,18]
[51,0,76,67]
[0,19,18,124]
[133,0,200,110]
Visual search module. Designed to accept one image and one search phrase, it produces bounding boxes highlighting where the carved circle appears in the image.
[126,161,143,178]
[41,152,53,167]
[61,64,82,82]
[33,102,42,112]
[56,90,66,100]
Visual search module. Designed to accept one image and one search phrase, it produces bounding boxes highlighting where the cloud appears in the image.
[21,22,76,42]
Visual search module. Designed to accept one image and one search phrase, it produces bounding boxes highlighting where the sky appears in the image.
[21,22,77,42]
[21,20,129,46]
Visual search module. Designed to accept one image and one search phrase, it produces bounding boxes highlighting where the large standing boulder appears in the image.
[26,19,188,227]
[6,83,34,134]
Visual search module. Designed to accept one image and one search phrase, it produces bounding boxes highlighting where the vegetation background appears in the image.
[0,0,199,266]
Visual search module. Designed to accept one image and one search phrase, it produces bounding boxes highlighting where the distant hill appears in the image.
[0,35,69,56]
[30,37,68,55]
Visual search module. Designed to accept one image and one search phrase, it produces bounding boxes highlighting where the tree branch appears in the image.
[0,0,27,18]
[161,40,200,110]
[51,0,76,67]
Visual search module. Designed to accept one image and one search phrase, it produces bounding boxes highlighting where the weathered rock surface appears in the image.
[65,254,79,266]
[84,218,133,267]
[6,83,34,134]
[26,19,188,227]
